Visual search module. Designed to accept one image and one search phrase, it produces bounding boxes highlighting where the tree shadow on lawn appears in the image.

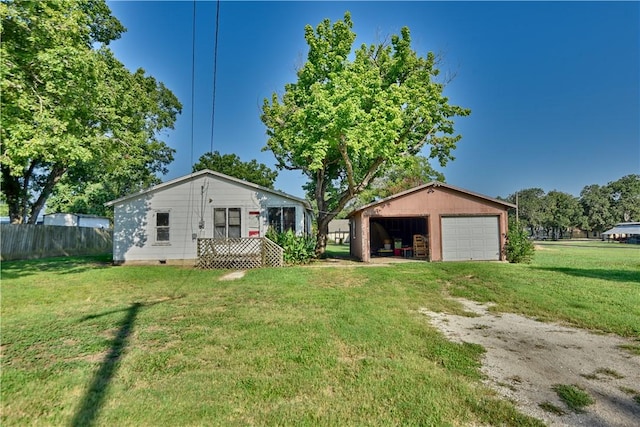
[1,255,113,279]
[71,295,184,427]
[533,266,640,284]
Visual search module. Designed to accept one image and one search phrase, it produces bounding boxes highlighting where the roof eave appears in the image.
[347,182,517,216]
[104,169,311,208]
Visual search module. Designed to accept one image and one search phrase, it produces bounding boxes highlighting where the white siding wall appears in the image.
[113,174,308,262]
[77,217,110,228]
[44,214,110,228]
[43,214,78,227]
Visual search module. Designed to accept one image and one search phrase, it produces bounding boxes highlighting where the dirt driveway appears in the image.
[420,299,640,427]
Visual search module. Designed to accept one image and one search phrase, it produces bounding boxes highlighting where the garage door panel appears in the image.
[442,216,499,261]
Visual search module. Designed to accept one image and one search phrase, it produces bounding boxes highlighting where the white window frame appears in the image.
[268,206,296,233]
[214,207,242,238]
[154,210,171,245]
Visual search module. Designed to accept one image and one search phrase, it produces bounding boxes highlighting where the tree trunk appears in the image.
[2,166,26,224]
[315,213,332,257]
[27,165,67,224]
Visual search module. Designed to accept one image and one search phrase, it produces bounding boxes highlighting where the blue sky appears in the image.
[107,0,639,200]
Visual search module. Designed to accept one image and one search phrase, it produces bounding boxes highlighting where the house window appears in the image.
[214,208,241,238]
[156,211,170,243]
[228,208,241,238]
[268,207,296,233]
[304,210,311,235]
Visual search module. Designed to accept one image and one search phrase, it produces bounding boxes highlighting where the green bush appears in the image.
[266,228,317,265]
[504,220,535,263]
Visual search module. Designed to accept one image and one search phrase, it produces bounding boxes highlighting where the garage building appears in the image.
[348,182,516,262]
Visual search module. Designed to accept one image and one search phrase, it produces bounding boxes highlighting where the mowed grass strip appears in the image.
[3,241,638,426]
[429,241,640,337]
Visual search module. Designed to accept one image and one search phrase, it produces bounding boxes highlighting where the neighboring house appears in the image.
[1,215,44,224]
[104,169,313,264]
[328,219,350,244]
[43,213,111,229]
[602,222,640,244]
[348,182,516,262]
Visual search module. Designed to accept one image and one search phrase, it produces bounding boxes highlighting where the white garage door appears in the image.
[441,216,500,261]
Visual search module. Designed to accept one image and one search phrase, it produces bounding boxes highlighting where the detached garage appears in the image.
[348,182,516,262]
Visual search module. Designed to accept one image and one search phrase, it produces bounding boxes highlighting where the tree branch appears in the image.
[28,165,67,224]
[338,136,357,196]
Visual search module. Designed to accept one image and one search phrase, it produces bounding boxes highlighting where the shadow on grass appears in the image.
[1,255,113,279]
[533,267,640,284]
[323,243,355,260]
[71,296,183,427]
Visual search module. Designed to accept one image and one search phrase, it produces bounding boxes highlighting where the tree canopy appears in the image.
[343,155,444,215]
[192,151,278,189]
[261,12,470,254]
[1,0,181,223]
[505,174,640,239]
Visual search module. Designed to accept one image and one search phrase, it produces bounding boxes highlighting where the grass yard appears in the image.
[2,241,638,426]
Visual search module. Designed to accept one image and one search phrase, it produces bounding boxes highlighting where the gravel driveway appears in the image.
[420,298,640,427]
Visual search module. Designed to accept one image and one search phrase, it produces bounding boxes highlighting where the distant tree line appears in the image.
[503,174,639,239]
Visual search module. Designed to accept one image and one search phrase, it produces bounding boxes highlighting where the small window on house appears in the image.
[214,208,226,238]
[214,208,242,238]
[268,207,296,233]
[156,212,170,242]
[268,207,281,232]
[283,207,296,232]
[228,208,241,238]
[304,211,311,235]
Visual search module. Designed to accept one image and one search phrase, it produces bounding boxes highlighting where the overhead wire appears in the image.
[209,0,220,154]
[178,0,199,278]
[190,0,197,167]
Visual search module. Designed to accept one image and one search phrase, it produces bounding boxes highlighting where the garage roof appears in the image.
[348,181,517,217]
[602,222,640,235]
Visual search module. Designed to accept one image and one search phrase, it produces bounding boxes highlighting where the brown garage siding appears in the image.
[348,182,516,262]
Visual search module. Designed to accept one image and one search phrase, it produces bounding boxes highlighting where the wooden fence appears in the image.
[197,237,283,269]
[1,224,113,261]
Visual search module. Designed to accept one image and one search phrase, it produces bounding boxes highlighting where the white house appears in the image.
[602,222,640,244]
[104,169,313,264]
[43,213,111,229]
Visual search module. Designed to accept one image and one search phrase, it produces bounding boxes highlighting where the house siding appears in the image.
[43,213,110,228]
[110,172,310,264]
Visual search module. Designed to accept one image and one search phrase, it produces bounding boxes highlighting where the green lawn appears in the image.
[2,241,638,426]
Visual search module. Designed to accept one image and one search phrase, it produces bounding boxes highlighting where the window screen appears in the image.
[214,208,226,238]
[268,207,281,232]
[228,208,241,238]
[283,207,296,232]
[268,207,296,233]
[156,212,170,242]
[214,208,242,238]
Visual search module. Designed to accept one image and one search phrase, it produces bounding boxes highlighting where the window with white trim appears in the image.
[214,208,241,238]
[268,207,296,233]
[155,211,170,243]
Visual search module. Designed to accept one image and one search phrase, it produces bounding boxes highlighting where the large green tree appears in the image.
[607,174,640,223]
[505,188,546,237]
[1,0,181,223]
[580,184,613,236]
[345,155,444,214]
[261,13,470,254]
[542,191,584,239]
[192,151,278,189]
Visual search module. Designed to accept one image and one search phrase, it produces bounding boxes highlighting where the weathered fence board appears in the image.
[1,224,112,261]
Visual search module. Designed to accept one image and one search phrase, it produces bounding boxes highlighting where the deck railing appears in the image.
[197,237,283,269]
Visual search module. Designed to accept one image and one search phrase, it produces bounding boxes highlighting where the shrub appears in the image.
[266,228,317,265]
[504,219,535,263]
